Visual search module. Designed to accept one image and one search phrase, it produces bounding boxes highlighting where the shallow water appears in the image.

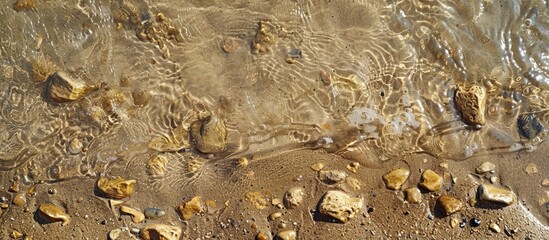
[0,0,548,238]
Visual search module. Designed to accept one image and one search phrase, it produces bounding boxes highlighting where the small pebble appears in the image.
[144,208,166,219]
[108,228,121,240]
[11,230,23,239]
[12,193,26,206]
[476,162,495,174]
[404,187,422,204]
[283,187,305,209]
[221,37,240,53]
[346,162,360,173]
[478,184,517,206]
[130,228,140,235]
[269,212,282,221]
[141,224,181,240]
[318,170,347,184]
[256,231,269,240]
[310,162,325,172]
[275,229,297,240]
[97,177,136,199]
[490,176,498,184]
[38,203,70,226]
[318,190,363,223]
[541,179,549,187]
[524,163,538,175]
[48,188,57,195]
[489,223,501,233]
[346,177,361,191]
[382,168,410,190]
[237,157,249,167]
[120,205,145,223]
[9,182,19,193]
[437,195,463,216]
[419,169,442,192]
[470,218,481,227]
[178,196,205,220]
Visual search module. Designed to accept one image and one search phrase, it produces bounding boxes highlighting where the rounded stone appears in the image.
[97,177,136,199]
[382,168,410,190]
[419,169,442,192]
[437,195,463,216]
[283,187,305,209]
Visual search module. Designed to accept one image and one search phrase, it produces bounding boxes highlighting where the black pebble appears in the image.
[470,218,481,227]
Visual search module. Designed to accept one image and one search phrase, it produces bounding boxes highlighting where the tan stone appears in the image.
[141,224,182,240]
[476,162,495,174]
[147,155,169,176]
[48,71,97,102]
[120,205,145,223]
[97,177,136,199]
[283,187,305,209]
[419,169,442,192]
[382,168,410,190]
[12,193,27,206]
[190,115,227,153]
[252,20,276,54]
[221,37,240,53]
[319,170,347,184]
[404,187,422,204]
[477,184,517,206]
[524,163,538,175]
[177,196,205,220]
[346,162,360,173]
[318,190,363,223]
[346,177,361,191]
[275,230,297,240]
[437,195,463,216]
[454,85,487,127]
[310,162,325,172]
[38,203,70,226]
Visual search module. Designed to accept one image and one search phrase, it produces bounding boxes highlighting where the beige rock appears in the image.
[221,37,240,53]
[419,169,442,192]
[120,205,145,223]
[10,230,23,239]
[97,177,136,199]
[346,177,361,191]
[319,170,347,184]
[489,223,501,233]
[67,138,83,155]
[12,193,27,206]
[318,190,364,223]
[48,71,96,102]
[450,216,460,228]
[476,161,495,174]
[477,184,517,206]
[283,187,305,209]
[256,232,270,240]
[177,196,205,220]
[141,224,182,240]
[310,162,325,172]
[237,157,249,167]
[382,168,410,190]
[454,85,487,127]
[108,229,121,240]
[38,203,70,226]
[437,195,463,216]
[269,212,282,221]
[541,179,549,187]
[404,187,422,204]
[252,20,276,54]
[190,115,227,153]
[275,230,297,240]
[346,162,360,173]
[524,163,538,175]
[147,155,169,176]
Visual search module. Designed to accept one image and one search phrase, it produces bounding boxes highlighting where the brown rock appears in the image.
[97,177,136,199]
[190,115,227,153]
[12,193,27,207]
[177,196,205,220]
[47,71,97,102]
[454,85,487,127]
[141,224,182,240]
[38,203,70,226]
[382,168,410,190]
[477,184,517,206]
[13,0,36,11]
[404,187,422,204]
[318,190,364,223]
[419,169,442,192]
[252,20,276,54]
[437,195,463,216]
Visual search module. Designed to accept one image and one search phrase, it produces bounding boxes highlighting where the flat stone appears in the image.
[144,208,166,219]
[245,192,269,210]
[146,155,169,176]
[120,205,145,223]
[404,187,422,204]
[454,85,487,127]
[310,162,325,172]
[524,163,538,175]
[419,169,442,192]
[256,232,270,240]
[477,184,517,206]
[382,168,410,190]
[97,177,136,199]
[476,162,495,174]
[47,71,96,102]
[283,187,305,209]
[190,115,227,153]
[346,162,360,173]
[318,170,347,184]
[12,193,26,207]
[541,179,549,187]
[275,230,297,240]
[269,212,282,221]
[177,196,205,220]
[38,203,70,226]
[318,190,364,223]
[437,195,463,216]
[221,37,240,53]
[141,224,181,240]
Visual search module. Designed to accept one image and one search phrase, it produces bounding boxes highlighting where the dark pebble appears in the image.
[517,113,544,139]
[470,218,481,227]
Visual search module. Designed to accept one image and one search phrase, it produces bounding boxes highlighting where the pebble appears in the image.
[130,228,140,235]
[12,193,26,206]
[470,218,481,227]
[120,205,145,223]
[318,170,347,184]
[190,115,228,153]
[147,155,169,176]
[10,230,23,239]
[221,37,240,53]
[419,169,442,192]
[252,20,276,54]
[269,212,282,221]
[47,71,97,102]
[283,187,305,209]
[310,162,325,172]
[256,231,270,240]
[177,196,205,220]
[454,85,487,127]
[490,176,498,184]
[275,230,297,240]
[404,187,422,204]
[450,216,460,228]
[38,203,70,226]
[141,224,182,240]
[67,138,83,154]
[517,113,544,139]
[346,177,361,191]
[0,202,8,209]
[489,223,501,233]
[477,184,517,206]
[475,162,495,174]
[541,179,549,187]
[346,162,360,173]
[437,195,463,216]
[237,157,249,167]
[13,0,37,11]
[9,182,19,193]
[108,228,121,240]
[144,208,166,219]
[318,190,364,223]
[524,163,538,175]
[97,177,136,199]
[382,168,410,190]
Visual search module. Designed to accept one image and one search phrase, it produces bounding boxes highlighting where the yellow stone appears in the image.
[12,193,27,206]
[147,155,168,176]
[404,187,422,204]
[437,195,463,216]
[38,203,70,226]
[419,169,442,192]
[120,205,145,223]
[382,168,410,190]
[141,224,182,240]
[454,85,486,127]
[97,177,136,199]
[177,196,205,220]
[245,192,269,210]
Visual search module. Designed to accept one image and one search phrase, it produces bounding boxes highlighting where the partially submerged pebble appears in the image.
[177,196,205,220]
[47,71,97,102]
[477,184,517,206]
[318,170,347,185]
[12,193,27,207]
[382,168,410,190]
[275,229,297,240]
[256,231,270,240]
[517,113,544,139]
[404,187,422,204]
[454,85,487,127]
[252,20,276,54]
[108,228,121,240]
[146,155,169,176]
[141,224,182,240]
[318,190,364,223]
[120,205,145,223]
[97,177,136,199]
[475,161,495,174]
[67,138,83,155]
[283,187,305,209]
[269,212,282,221]
[437,195,463,216]
[144,208,166,219]
[221,37,240,53]
[419,169,442,192]
[346,162,360,173]
[38,203,70,226]
[190,115,228,154]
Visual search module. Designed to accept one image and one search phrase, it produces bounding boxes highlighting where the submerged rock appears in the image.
[221,37,240,53]
[437,195,463,216]
[454,85,487,127]
[318,190,364,223]
[419,169,442,192]
[477,184,517,206]
[382,168,410,190]
[283,187,305,209]
[252,20,276,54]
[517,113,544,139]
[177,196,205,220]
[38,203,70,226]
[97,177,136,199]
[141,224,181,240]
[47,71,97,102]
[190,115,228,153]
[146,155,169,176]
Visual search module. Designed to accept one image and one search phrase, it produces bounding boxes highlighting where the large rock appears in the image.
[454,85,487,127]
[190,115,227,153]
[47,71,96,102]
[477,184,517,206]
[38,203,70,226]
[141,224,181,240]
[318,190,363,223]
[97,177,136,199]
